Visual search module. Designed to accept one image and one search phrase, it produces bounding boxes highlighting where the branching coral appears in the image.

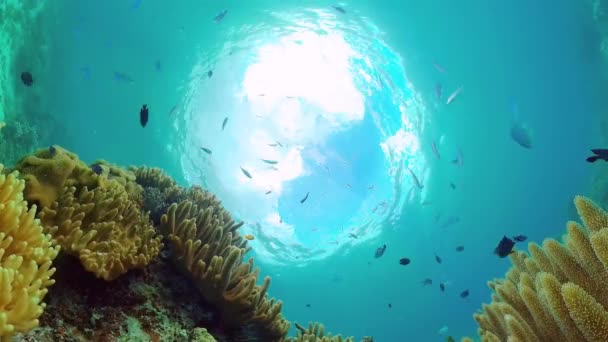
[284,322,354,342]
[38,181,162,281]
[160,200,289,340]
[0,165,59,339]
[473,195,608,341]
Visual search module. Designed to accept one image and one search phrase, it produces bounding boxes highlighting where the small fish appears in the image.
[455,245,464,252]
[268,166,279,171]
[267,143,278,147]
[432,61,446,73]
[440,283,445,292]
[587,149,608,163]
[168,105,178,116]
[510,122,533,149]
[48,145,57,156]
[434,83,442,101]
[451,148,463,167]
[368,185,375,190]
[207,70,213,78]
[421,278,433,286]
[240,167,252,179]
[300,192,310,204]
[265,190,272,195]
[446,86,463,105]
[213,9,228,23]
[399,257,411,266]
[325,166,330,173]
[21,71,33,86]
[431,141,441,160]
[407,167,423,189]
[285,95,297,99]
[306,304,311,308]
[494,236,515,258]
[222,117,228,130]
[374,244,387,258]
[332,5,346,14]
[258,93,266,97]
[349,233,358,239]
[113,71,134,83]
[131,0,143,9]
[244,234,255,241]
[154,60,161,71]
[434,254,442,264]
[513,235,527,242]
[449,182,456,190]
[90,163,103,175]
[140,104,149,127]
[440,216,460,229]
[276,141,283,147]
[201,147,212,154]
[460,289,469,298]
[346,183,352,189]
[261,159,278,165]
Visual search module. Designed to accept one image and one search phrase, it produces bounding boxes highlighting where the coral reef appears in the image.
[160,200,290,340]
[38,182,162,281]
[0,165,59,339]
[284,322,354,342]
[472,195,608,341]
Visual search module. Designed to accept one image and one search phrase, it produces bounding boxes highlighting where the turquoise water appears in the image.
[2,0,606,340]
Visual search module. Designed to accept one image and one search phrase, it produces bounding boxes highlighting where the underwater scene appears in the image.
[3,0,608,341]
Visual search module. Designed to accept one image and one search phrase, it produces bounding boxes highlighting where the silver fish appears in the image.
[407,167,423,189]
[261,159,278,165]
[240,167,252,179]
[222,117,228,130]
[201,147,212,154]
[431,141,440,160]
[446,86,463,105]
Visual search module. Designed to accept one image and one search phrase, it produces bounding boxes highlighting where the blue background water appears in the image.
[8,0,605,340]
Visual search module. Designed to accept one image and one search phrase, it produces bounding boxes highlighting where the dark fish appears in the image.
[513,235,527,242]
[90,163,103,175]
[460,289,469,298]
[21,71,33,86]
[213,9,228,23]
[276,141,283,147]
[261,159,278,165]
[434,254,442,264]
[431,141,440,160]
[265,190,272,195]
[201,147,212,154]
[421,278,433,286]
[388,303,392,308]
[168,105,178,116]
[267,143,278,147]
[222,117,228,130]
[440,283,445,292]
[332,5,346,14]
[48,145,57,156]
[494,236,515,258]
[586,149,608,163]
[455,245,464,252]
[207,70,213,78]
[140,104,149,127]
[300,192,310,204]
[399,257,411,266]
[510,122,532,149]
[306,304,311,308]
[440,216,460,229]
[449,182,456,190]
[348,233,358,239]
[374,244,386,258]
[240,167,252,179]
[451,148,463,166]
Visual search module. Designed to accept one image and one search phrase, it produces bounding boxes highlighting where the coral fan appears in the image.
[472,195,608,341]
[38,181,162,281]
[160,200,290,340]
[284,322,354,342]
[0,165,59,339]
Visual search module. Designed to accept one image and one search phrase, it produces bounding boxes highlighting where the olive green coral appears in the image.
[38,181,162,281]
[284,322,354,342]
[472,195,608,341]
[160,200,289,339]
[0,165,59,339]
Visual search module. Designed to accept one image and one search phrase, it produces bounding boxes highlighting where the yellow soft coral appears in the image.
[160,200,289,340]
[472,196,608,341]
[0,165,59,340]
[38,181,162,281]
